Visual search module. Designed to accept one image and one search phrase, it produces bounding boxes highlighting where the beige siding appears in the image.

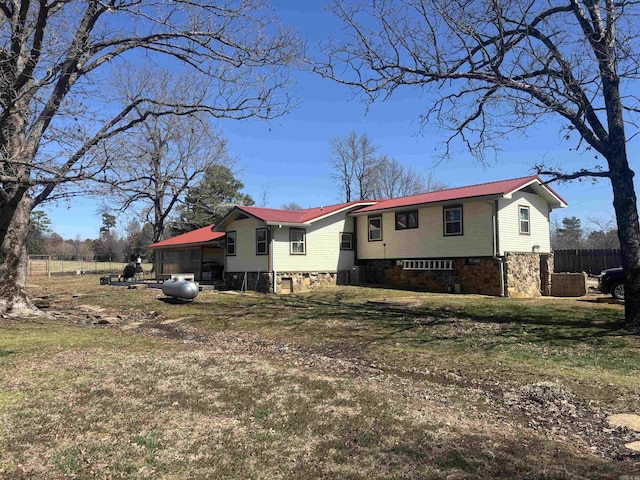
[225,217,269,272]
[273,215,355,272]
[356,200,494,259]
[498,191,551,254]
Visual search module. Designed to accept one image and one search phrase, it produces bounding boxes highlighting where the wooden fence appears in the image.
[553,249,621,275]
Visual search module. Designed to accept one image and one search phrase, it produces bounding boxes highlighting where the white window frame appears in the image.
[368,215,382,241]
[290,228,306,255]
[519,205,530,235]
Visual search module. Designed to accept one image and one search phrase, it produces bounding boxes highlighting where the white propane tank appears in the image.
[161,276,199,300]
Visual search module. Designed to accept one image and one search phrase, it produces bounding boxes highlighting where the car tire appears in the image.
[611,281,625,300]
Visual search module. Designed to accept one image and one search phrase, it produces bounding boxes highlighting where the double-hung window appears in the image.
[443,206,463,236]
[519,206,530,234]
[395,210,418,230]
[340,232,353,250]
[256,228,268,255]
[226,231,236,256]
[368,215,382,241]
[290,228,306,254]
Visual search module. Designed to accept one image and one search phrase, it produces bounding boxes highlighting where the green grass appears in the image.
[0,275,636,478]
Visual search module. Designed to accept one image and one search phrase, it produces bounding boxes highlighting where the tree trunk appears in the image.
[609,164,640,328]
[0,193,37,316]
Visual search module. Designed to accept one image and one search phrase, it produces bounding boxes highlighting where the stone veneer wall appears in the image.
[224,271,345,293]
[504,252,549,298]
[274,271,342,293]
[454,258,502,296]
[360,258,501,295]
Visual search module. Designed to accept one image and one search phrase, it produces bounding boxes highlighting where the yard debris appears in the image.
[25,284,640,466]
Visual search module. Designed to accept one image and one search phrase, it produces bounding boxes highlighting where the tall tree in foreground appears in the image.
[0,1,300,315]
[319,0,640,326]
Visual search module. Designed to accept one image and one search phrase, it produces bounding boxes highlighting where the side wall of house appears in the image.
[224,216,269,273]
[272,214,355,272]
[498,191,551,254]
[356,199,495,260]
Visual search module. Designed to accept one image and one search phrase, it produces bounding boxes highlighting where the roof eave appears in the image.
[265,221,312,227]
[350,194,504,215]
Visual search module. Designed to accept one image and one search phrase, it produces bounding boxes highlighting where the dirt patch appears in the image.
[30,287,640,465]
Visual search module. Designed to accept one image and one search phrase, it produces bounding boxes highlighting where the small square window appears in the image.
[340,232,353,250]
[368,215,382,241]
[519,206,530,234]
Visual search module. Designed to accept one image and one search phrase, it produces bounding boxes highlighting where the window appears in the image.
[256,228,268,255]
[395,210,419,230]
[226,231,236,256]
[368,215,382,241]
[443,205,463,236]
[340,232,353,250]
[519,206,530,234]
[402,259,454,270]
[290,228,306,255]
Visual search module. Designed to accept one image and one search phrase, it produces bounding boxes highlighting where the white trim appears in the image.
[402,259,454,270]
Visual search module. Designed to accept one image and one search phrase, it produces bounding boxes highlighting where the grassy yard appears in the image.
[0,275,638,479]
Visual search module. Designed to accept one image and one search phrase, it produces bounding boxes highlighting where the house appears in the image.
[149,175,566,297]
[149,225,226,282]
[350,175,566,297]
[212,201,376,293]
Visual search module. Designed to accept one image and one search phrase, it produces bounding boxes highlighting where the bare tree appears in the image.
[281,201,303,210]
[370,155,425,199]
[0,1,300,315]
[318,0,640,326]
[98,72,234,244]
[328,131,378,201]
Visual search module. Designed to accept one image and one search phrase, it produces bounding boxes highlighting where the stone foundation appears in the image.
[224,271,347,294]
[454,258,502,296]
[504,252,550,298]
[275,271,342,293]
[385,266,452,292]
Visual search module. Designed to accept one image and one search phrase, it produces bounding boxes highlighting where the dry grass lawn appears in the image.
[0,274,638,479]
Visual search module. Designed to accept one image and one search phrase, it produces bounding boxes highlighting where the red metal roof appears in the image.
[237,201,374,224]
[149,225,225,248]
[353,175,566,213]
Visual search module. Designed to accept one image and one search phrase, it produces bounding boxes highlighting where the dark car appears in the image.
[599,267,625,300]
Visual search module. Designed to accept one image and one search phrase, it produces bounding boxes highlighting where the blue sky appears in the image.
[45,0,633,239]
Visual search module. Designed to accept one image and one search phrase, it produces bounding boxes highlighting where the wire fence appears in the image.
[28,256,152,277]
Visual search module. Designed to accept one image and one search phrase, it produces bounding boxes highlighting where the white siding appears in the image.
[225,217,269,272]
[498,191,551,254]
[273,214,355,272]
[356,200,494,259]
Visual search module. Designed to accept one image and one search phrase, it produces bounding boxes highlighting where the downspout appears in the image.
[493,199,506,297]
[268,226,276,293]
